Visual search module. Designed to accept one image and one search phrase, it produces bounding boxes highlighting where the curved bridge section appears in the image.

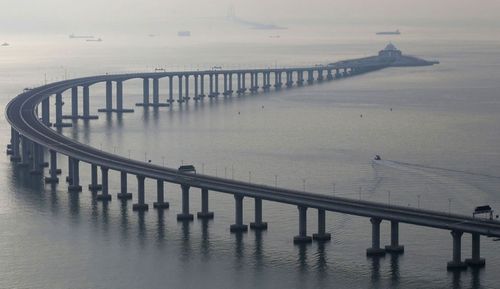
[5,64,498,271]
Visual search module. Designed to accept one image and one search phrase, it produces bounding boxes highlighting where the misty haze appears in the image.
[1,1,500,289]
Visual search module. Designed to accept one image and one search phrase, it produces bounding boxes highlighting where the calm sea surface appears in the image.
[1,24,500,288]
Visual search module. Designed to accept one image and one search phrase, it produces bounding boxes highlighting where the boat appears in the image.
[374,155,381,160]
[86,38,102,42]
[1,42,9,47]
[69,34,94,39]
[376,29,401,35]
[177,31,191,37]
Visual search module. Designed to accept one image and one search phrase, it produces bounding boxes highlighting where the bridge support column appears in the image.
[18,136,30,167]
[96,166,111,201]
[197,188,214,219]
[250,73,255,92]
[9,129,21,162]
[177,184,193,220]
[199,74,205,98]
[214,74,219,96]
[53,93,71,127]
[177,75,184,103]
[80,85,97,119]
[223,73,228,95]
[286,72,293,87]
[168,77,174,104]
[242,73,246,92]
[228,73,233,94]
[117,171,132,200]
[230,194,248,232]
[327,70,333,80]
[88,164,102,191]
[143,78,150,106]
[254,73,259,91]
[366,217,385,256]
[193,75,199,100]
[209,74,214,97]
[133,175,149,211]
[237,73,242,94]
[184,74,190,102]
[313,209,331,241]
[385,221,404,253]
[71,86,78,119]
[317,70,324,82]
[44,150,59,183]
[294,206,312,243]
[335,69,342,78]
[466,233,485,267]
[98,81,113,112]
[66,156,73,183]
[447,230,467,270]
[41,97,50,126]
[296,71,304,86]
[114,81,134,112]
[250,197,267,230]
[68,158,82,192]
[29,142,42,175]
[307,70,314,84]
[153,179,169,209]
[152,77,160,106]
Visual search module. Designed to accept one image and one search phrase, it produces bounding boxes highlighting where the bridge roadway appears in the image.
[6,67,500,270]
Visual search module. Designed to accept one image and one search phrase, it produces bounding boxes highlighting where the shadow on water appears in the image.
[233,231,245,271]
[200,219,211,262]
[137,210,147,248]
[156,209,165,245]
[253,230,264,272]
[389,253,401,286]
[369,256,382,287]
[119,199,130,242]
[180,220,192,262]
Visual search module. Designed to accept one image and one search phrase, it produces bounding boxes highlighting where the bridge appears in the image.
[6,48,497,271]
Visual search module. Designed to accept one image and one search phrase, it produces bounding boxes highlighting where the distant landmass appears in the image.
[376,29,401,35]
[226,7,287,30]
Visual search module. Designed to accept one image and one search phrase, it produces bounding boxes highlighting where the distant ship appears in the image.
[69,34,95,39]
[376,30,401,35]
[1,42,9,47]
[86,38,103,42]
[177,31,191,37]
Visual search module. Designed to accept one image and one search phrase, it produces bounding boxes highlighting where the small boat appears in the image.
[374,155,381,160]
[1,42,9,47]
[376,29,401,35]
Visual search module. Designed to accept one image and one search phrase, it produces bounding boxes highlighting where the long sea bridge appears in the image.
[6,47,497,271]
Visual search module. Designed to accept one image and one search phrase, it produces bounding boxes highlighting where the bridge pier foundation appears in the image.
[250,197,267,230]
[88,164,102,191]
[117,171,132,200]
[184,74,190,102]
[193,75,199,100]
[29,142,43,175]
[132,175,148,210]
[177,184,193,220]
[71,86,79,119]
[53,93,71,128]
[81,85,98,119]
[96,167,111,200]
[9,129,21,162]
[313,209,331,241]
[44,150,59,183]
[18,136,31,167]
[385,221,404,253]
[98,81,113,112]
[294,206,312,243]
[41,97,51,126]
[230,194,248,232]
[197,188,214,219]
[366,217,386,256]
[447,230,467,270]
[153,179,169,209]
[214,74,219,96]
[199,75,205,99]
[66,156,73,183]
[465,233,485,267]
[68,158,82,192]
[114,81,134,113]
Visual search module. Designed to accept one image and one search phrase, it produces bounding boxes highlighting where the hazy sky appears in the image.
[1,0,499,33]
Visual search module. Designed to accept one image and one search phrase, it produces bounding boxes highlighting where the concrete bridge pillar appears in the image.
[143,78,150,106]
[313,209,331,241]
[177,75,183,103]
[29,142,42,175]
[41,97,50,126]
[286,71,293,87]
[88,164,102,191]
[153,179,169,209]
[18,135,30,167]
[447,230,467,270]
[197,188,214,219]
[242,73,246,92]
[194,75,199,100]
[307,70,314,84]
[214,74,219,96]
[167,77,174,104]
[296,71,304,86]
[317,70,325,82]
[44,150,59,183]
[70,86,78,119]
[209,74,214,97]
[228,73,233,94]
[250,73,255,92]
[116,81,123,111]
[230,194,248,232]
[199,74,205,100]
[106,81,113,111]
[184,74,190,102]
[153,78,160,106]
[68,158,82,192]
[327,69,334,80]
[117,171,132,200]
[80,85,97,119]
[466,233,485,267]
[177,184,193,220]
[294,206,312,243]
[9,129,21,162]
[97,166,111,201]
[223,73,228,95]
[66,156,73,183]
[133,175,149,211]
[237,73,242,94]
[385,221,404,253]
[254,72,259,90]
[250,197,267,230]
[53,93,71,127]
[335,69,342,78]
[366,217,385,256]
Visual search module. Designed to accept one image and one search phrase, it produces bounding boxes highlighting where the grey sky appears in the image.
[1,0,499,33]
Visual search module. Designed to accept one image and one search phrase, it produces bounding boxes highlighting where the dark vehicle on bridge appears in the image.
[178,165,196,174]
[473,205,494,220]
